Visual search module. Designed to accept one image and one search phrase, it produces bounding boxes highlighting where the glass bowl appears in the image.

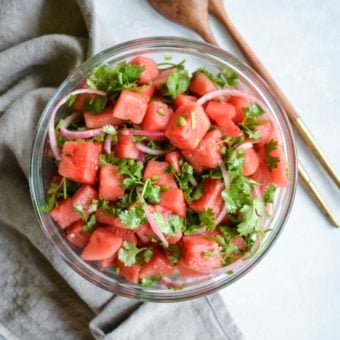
[29,37,297,302]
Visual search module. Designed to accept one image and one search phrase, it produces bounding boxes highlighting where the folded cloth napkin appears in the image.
[0,0,245,339]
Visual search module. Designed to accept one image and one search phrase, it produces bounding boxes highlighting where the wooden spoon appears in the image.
[208,0,340,188]
[148,0,218,45]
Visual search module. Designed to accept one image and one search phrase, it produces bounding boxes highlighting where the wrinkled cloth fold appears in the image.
[0,0,245,339]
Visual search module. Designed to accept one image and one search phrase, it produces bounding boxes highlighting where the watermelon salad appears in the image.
[43,55,288,288]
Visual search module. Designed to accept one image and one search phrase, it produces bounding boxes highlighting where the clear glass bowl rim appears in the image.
[29,36,297,302]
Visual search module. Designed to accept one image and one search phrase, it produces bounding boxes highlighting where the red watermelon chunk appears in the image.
[190,179,224,217]
[66,220,91,248]
[181,235,222,271]
[116,260,142,284]
[205,100,236,126]
[174,94,197,109]
[250,159,272,184]
[176,260,202,278]
[50,198,80,229]
[255,119,275,145]
[99,165,125,201]
[143,160,177,188]
[189,73,216,96]
[165,102,210,150]
[139,249,175,279]
[136,84,156,99]
[99,255,116,269]
[165,151,181,172]
[242,148,260,176]
[219,118,242,137]
[228,96,250,123]
[81,228,123,261]
[160,188,187,217]
[113,90,149,124]
[95,207,116,226]
[114,132,140,160]
[267,143,289,187]
[181,129,222,172]
[84,106,123,128]
[58,141,102,185]
[141,100,172,131]
[107,225,137,244]
[72,185,98,213]
[130,56,159,84]
[136,223,155,244]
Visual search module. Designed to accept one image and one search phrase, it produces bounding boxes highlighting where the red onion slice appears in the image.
[104,134,112,154]
[218,161,230,190]
[60,126,104,139]
[135,143,173,156]
[215,207,227,225]
[160,277,185,289]
[144,205,169,248]
[235,141,253,152]
[48,89,106,160]
[196,89,269,113]
[122,129,165,137]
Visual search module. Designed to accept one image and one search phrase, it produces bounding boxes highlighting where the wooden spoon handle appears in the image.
[210,3,340,188]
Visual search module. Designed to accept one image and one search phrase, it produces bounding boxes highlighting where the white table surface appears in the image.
[94,1,340,339]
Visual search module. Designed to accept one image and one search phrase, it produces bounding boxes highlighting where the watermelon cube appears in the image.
[84,106,122,128]
[116,260,142,284]
[130,56,160,84]
[95,207,116,226]
[81,228,123,261]
[189,179,224,217]
[165,102,210,150]
[143,160,177,188]
[58,141,102,185]
[113,90,149,124]
[153,68,176,87]
[205,100,236,123]
[99,165,125,201]
[72,185,98,212]
[164,151,181,173]
[174,94,197,109]
[73,93,100,112]
[49,198,80,229]
[66,220,92,248]
[242,148,260,176]
[139,249,174,278]
[181,129,222,172]
[189,73,216,96]
[228,96,250,123]
[141,100,172,131]
[114,132,140,160]
[160,188,187,217]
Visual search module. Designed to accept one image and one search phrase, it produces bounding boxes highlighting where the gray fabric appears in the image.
[0,0,245,339]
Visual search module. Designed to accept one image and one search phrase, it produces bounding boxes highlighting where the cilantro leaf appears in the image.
[141,179,161,204]
[263,184,277,205]
[239,103,265,139]
[194,67,238,88]
[82,214,96,232]
[87,62,144,95]
[118,159,144,189]
[118,241,153,266]
[84,96,107,113]
[119,205,146,229]
[199,208,216,232]
[159,69,190,100]
[103,124,117,136]
[164,244,182,264]
[237,199,264,236]
[140,277,161,287]
[67,94,77,108]
[264,139,280,171]
[152,212,184,236]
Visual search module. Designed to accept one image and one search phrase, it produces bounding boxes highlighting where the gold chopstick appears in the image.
[298,163,339,227]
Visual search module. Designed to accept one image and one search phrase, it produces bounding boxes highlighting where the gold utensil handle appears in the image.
[299,163,339,227]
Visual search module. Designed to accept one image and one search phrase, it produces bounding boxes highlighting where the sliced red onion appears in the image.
[196,89,269,113]
[235,142,253,152]
[135,143,173,156]
[122,129,165,137]
[215,207,227,225]
[144,205,169,248]
[48,89,106,160]
[218,161,230,190]
[104,134,112,154]
[60,112,81,129]
[190,177,198,187]
[60,126,104,139]
[253,185,262,199]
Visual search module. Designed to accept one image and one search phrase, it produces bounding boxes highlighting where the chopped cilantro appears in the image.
[164,244,182,264]
[152,212,184,236]
[140,179,160,204]
[118,159,144,189]
[84,96,107,113]
[239,103,265,139]
[159,68,190,100]
[87,62,144,95]
[118,205,146,229]
[199,208,216,232]
[264,139,280,171]
[103,124,117,136]
[140,277,161,287]
[263,184,277,205]
[82,214,96,232]
[118,241,153,266]
[194,67,238,88]
[67,94,77,108]
[237,199,264,236]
